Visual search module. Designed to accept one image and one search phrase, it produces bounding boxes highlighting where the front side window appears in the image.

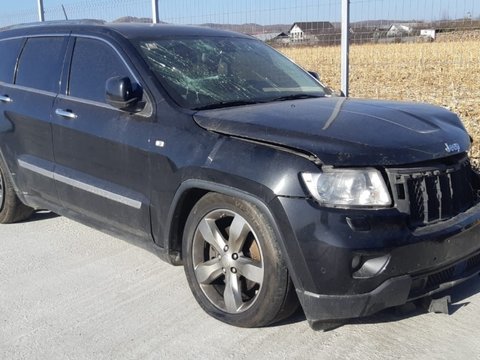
[16,37,65,92]
[0,38,23,83]
[136,37,327,109]
[69,38,129,103]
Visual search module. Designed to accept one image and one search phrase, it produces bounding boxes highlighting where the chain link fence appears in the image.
[1,0,479,159]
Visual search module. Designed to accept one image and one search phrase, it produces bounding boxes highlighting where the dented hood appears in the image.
[193,97,471,166]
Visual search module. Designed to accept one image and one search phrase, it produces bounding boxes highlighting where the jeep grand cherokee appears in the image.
[1,21,480,328]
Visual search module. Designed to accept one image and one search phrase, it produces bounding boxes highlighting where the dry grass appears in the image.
[278,39,480,162]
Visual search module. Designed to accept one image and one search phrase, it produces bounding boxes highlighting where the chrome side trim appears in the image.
[18,158,142,209]
[0,82,56,97]
[0,33,70,42]
[56,94,120,111]
[18,159,54,179]
[54,173,142,209]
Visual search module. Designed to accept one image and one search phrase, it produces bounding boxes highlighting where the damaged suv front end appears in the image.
[137,31,480,326]
[193,94,480,324]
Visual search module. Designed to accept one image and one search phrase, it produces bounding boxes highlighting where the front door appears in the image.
[51,36,153,238]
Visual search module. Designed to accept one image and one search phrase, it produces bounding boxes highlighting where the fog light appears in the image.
[352,254,391,279]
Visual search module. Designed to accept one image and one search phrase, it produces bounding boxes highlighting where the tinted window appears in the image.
[0,38,23,83]
[69,38,129,103]
[15,37,65,92]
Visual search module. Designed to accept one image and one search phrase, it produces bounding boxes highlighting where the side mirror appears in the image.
[105,76,143,111]
[308,71,320,81]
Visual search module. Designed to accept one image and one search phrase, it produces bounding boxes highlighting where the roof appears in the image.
[289,21,335,35]
[0,20,252,40]
[388,23,419,30]
[252,32,287,41]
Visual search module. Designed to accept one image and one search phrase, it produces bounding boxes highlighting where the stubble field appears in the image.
[278,35,480,162]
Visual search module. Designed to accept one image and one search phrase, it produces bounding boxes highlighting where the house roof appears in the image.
[252,32,287,41]
[388,23,419,30]
[289,22,335,35]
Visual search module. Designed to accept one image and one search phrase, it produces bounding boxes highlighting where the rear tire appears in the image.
[0,161,34,224]
[183,192,298,327]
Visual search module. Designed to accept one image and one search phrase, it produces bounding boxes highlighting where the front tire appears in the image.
[0,161,34,223]
[183,193,298,327]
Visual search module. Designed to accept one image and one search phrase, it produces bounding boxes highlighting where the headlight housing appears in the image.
[301,168,391,208]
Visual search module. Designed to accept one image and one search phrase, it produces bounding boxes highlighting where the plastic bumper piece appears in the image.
[297,275,412,322]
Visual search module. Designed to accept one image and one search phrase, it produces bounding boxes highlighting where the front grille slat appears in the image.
[388,157,479,227]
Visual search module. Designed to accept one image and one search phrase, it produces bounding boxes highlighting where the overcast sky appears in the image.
[1,0,479,27]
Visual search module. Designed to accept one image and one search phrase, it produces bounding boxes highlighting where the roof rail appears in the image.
[0,19,106,31]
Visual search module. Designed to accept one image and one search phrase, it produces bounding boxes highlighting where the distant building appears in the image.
[288,21,335,42]
[386,23,416,37]
[420,29,436,40]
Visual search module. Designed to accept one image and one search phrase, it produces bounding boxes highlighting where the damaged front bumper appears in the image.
[276,197,480,324]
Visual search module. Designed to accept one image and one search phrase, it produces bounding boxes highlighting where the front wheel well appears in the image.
[169,188,209,261]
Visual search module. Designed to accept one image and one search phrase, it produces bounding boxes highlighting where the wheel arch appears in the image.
[165,179,277,262]
[164,179,307,293]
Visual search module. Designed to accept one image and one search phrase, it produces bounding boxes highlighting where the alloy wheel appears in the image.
[191,209,265,314]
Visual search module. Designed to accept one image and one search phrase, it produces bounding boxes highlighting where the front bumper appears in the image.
[298,253,480,322]
[274,197,480,323]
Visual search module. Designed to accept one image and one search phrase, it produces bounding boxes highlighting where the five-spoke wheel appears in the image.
[183,193,298,327]
[192,209,264,313]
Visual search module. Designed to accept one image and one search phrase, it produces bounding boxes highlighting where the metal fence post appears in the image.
[37,0,45,22]
[341,0,350,97]
[152,0,159,24]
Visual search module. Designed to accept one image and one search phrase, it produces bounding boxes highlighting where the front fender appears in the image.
[163,178,313,292]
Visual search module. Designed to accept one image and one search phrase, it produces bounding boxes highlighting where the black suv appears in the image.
[1,21,480,328]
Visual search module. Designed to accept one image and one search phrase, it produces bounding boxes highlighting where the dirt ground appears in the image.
[1,212,480,359]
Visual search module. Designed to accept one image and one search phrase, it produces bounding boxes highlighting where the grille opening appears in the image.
[396,184,406,200]
[388,155,480,227]
[425,266,455,289]
[408,252,480,299]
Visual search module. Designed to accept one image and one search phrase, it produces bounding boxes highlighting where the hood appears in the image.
[193,97,471,166]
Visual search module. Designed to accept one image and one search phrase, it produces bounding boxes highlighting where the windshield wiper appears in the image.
[268,94,324,102]
[193,100,261,110]
[193,94,323,110]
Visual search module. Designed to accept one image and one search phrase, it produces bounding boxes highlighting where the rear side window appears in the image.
[0,38,23,83]
[69,38,129,103]
[15,37,65,92]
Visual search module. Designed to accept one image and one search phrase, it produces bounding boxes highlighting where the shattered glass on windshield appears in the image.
[137,37,326,109]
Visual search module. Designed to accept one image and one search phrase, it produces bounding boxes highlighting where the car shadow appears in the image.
[23,210,61,222]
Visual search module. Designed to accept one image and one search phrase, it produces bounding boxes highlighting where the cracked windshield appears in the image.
[138,37,327,109]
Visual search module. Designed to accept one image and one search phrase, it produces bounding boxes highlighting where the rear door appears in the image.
[0,36,67,208]
[51,36,153,238]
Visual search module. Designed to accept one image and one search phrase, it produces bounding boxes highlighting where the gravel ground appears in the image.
[1,212,480,359]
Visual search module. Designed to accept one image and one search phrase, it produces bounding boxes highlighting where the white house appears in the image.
[420,29,436,40]
[288,22,335,42]
[386,23,416,37]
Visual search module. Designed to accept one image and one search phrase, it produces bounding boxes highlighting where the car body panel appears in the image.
[194,97,470,166]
